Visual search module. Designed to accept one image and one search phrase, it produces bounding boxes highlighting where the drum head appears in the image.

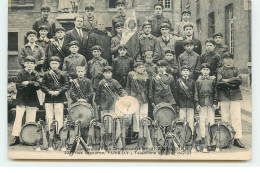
[115,96,139,115]
[154,104,176,127]
[173,122,192,143]
[20,123,38,146]
[210,124,232,148]
[68,102,94,128]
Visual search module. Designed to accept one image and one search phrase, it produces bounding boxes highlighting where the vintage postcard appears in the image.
[7,0,252,160]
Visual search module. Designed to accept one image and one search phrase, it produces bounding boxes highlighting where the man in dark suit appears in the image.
[175,24,202,58]
[64,15,89,59]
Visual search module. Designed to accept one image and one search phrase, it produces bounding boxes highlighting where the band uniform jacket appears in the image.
[95,78,127,110]
[112,12,126,37]
[144,62,157,79]
[138,34,160,59]
[174,21,197,38]
[63,53,88,79]
[175,37,202,58]
[125,71,149,104]
[194,76,218,107]
[178,51,200,79]
[18,43,45,72]
[156,35,178,62]
[176,77,195,108]
[15,69,41,107]
[83,17,97,33]
[111,34,121,58]
[217,66,242,101]
[64,28,89,58]
[149,15,172,37]
[112,55,134,88]
[88,57,109,90]
[47,38,66,69]
[149,73,177,105]
[32,17,57,39]
[215,43,229,57]
[87,29,112,63]
[164,58,179,78]
[36,38,50,71]
[70,77,94,103]
[41,69,69,103]
[198,51,221,77]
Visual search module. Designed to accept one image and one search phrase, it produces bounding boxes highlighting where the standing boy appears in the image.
[217,53,244,148]
[195,63,218,152]
[10,56,41,146]
[213,33,229,57]
[111,22,124,58]
[112,0,126,37]
[144,51,157,78]
[84,5,97,33]
[163,49,179,78]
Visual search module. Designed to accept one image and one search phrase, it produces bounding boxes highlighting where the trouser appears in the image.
[199,106,215,138]
[12,105,37,136]
[45,103,64,132]
[179,108,194,132]
[220,100,242,139]
[37,90,45,106]
[132,103,148,132]
[101,109,115,134]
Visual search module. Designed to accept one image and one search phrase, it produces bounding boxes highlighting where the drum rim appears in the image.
[153,102,176,127]
[173,121,193,142]
[19,122,38,146]
[68,101,94,113]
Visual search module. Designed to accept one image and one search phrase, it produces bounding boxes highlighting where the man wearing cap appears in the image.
[111,22,124,58]
[213,32,229,57]
[87,18,112,63]
[149,2,172,37]
[174,9,197,39]
[139,21,160,60]
[10,56,41,146]
[32,5,57,39]
[48,27,67,69]
[175,24,202,58]
[64,15,89,58]
[155,23,178,62]
[217,52,245,148]
[84,5,97,33]
[112,0,126,37]
[149,60,177,109]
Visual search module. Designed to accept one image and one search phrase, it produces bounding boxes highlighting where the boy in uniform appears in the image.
[144,51,157,78]
[70,66,94,104]
[178,39,201,80]
[213,33,229,57]
[217,53,244,148]
[176,66,195,131]
[194,63,218,152]
[41,56,69,133]
[163,49,179,78]
[10,56,41,146]
[112,44,134,88]
[88,45,109,91]
[84,5,97,33]
[111,22,124,58]
[112,0,126,37]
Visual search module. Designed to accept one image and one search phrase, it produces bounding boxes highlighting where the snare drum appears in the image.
[20,122,39,146]
[153,102,176,127]
[172,120,193,144]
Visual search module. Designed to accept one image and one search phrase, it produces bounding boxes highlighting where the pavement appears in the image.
[7,89,252,160]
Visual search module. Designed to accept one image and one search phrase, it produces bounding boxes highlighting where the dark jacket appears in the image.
[83,17,97,33]
[125,71,149,104]
[194,76,218,107]
[217,66,242,101]
[215,43,229,57]
[15,69,41,107]
[149,15,172,37]
[139,34,160,58]
[149,73,177,105]
[41,69,69,103]
[95,78,127,110]
[32,17,57,39]
[112,12,126,37]
[175,37,202,58]
[70,77,94,103]
[47,38,66,69]
[178,51,200,79]
[144,62,157,78]
[176,77,195,108]
[198,51,221,77]
[64,28,89,58]
[164,57,179,78]
[87,29,112,64]
[111,35,121,58]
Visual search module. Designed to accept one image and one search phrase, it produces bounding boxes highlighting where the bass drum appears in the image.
[172,120,193,144]
[153,102,176,127]
[68,101,95,129]
[20,122,38,146]
[210,121,236,149]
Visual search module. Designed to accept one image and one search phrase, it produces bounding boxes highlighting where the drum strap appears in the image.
[102,81,118,100]
[73,79,86,99]
[177,78,191,98]
[153,75,167,90]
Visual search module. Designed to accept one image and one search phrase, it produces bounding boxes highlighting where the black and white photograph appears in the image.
[7,0,252,160]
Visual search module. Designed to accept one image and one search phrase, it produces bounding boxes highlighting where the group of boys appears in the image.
[10,1,245,152]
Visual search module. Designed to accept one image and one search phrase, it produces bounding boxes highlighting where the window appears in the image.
[225,4,234,54]
[208,12,215,38]
[10,0,34,8]
[8,32,18,52]
[108,0,117,9]
[158,0,171,9]
[196,19,202,36]
[196,0,200,16]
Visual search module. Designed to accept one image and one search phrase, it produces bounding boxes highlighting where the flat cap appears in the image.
[222,52,234,59]
[39,25,49,31]
[69,41,80,47]
[24,56,36,63]
[154,2,164,9]
[103,66,113,72]
[55,27,65,33]
[160,22,171,29]
[133,62,144,68]
[85,5,95,11]
[40,6,51,12]
[115,22,124,28]
[213,32,224,38]
[116,0,125,6]
[201,63,211,70]
[144,51,153,56]
[183,24,194,30]
[118,44,128,50]
[26,30,37,37]
[164,49,175,55]
[49,56,61,63]
[157,60,168,67]
[91,45,103,51]
[181,9,191,15]
[205,38,216,45]
[181,65,191,71]
[142,21,152,28]
[183,39,194,46]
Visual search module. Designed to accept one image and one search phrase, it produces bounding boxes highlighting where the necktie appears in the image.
[78,29,83,39]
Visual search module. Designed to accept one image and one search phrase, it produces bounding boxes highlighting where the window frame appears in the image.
[158,0,172,9]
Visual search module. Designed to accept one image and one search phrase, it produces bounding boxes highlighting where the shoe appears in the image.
[234,138,245,148]
[202,147,208,153]
[48,147,54,151]
[9,136,20,146]
[35,147,41,151]
[61,147,67,152]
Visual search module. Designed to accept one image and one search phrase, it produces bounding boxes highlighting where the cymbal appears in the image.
[115,96,139,115]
